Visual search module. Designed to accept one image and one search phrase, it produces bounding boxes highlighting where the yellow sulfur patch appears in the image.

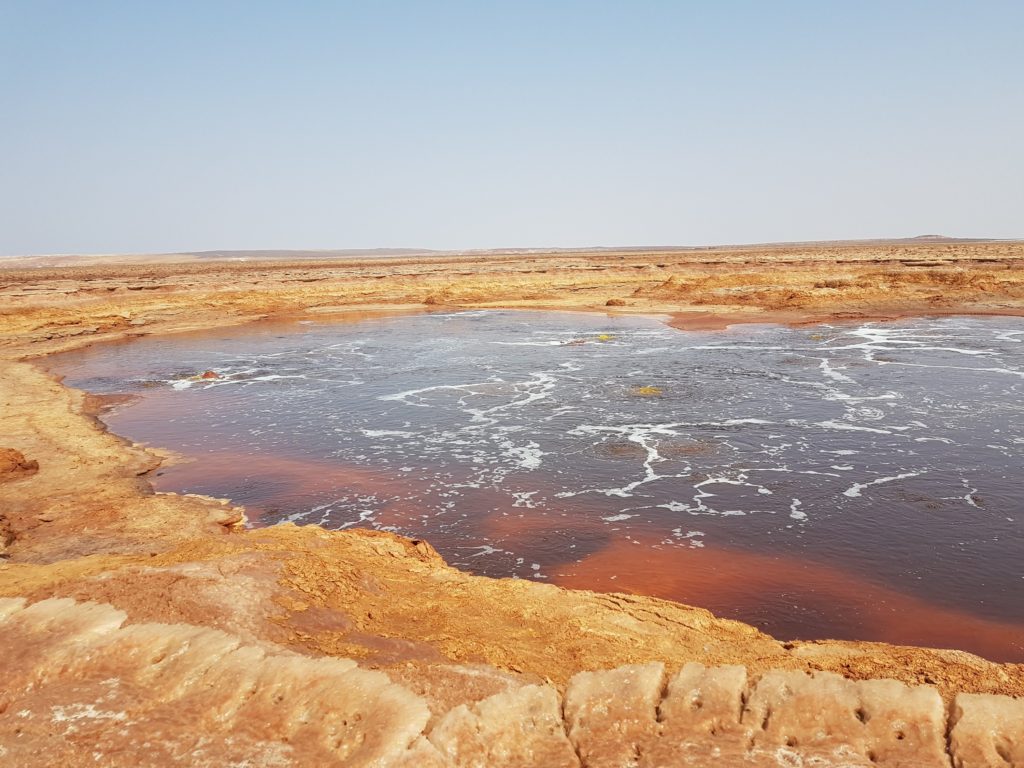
[631,385,663,396]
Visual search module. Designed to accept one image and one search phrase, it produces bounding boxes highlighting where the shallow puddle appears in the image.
[47,310,1024,660]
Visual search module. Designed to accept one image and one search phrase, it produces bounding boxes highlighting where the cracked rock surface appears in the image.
[2,597,1022,766]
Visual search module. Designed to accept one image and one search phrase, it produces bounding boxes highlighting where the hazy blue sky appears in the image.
[1,1,1022,255]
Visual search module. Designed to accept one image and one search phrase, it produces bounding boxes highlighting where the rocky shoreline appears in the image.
[2,241,1023,765]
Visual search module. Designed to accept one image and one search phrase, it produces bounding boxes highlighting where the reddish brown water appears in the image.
[47,311,1024,660]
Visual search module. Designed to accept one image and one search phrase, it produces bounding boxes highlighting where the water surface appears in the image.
[48,311,1024,660]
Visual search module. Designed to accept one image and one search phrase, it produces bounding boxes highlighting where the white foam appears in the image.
[336,508,377,529]
[817,357,857,384]
[500,440,544,470]
[685,344,789,351]
[361,429,418,438]
[379,381,486,407]
[671,529,706,547]
[464,545,504,557]
[812,420,892,435]
[511,491,539,508]
[789,498,807,521]
[249,374,307,382]
[843,471,922,498]
[488,340,567,346]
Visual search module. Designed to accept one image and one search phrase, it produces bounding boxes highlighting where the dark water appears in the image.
[47,311,1024,660]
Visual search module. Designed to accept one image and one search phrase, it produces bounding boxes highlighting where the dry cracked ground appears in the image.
[2,241,1023,766]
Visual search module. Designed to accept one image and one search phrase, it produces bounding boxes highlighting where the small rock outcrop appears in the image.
[0,447,37,483]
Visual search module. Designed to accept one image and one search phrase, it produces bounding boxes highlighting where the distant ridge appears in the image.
[188,248,439,260]
[1,236,1017,267]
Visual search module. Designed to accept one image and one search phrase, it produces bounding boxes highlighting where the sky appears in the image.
[1,1,1022,256]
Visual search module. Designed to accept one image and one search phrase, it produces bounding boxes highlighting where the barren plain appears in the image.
[2,239,1023,766]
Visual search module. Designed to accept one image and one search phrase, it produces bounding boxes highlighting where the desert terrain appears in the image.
[2,239,1023,766]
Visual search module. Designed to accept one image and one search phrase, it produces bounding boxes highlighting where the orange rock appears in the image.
[0,447,38,483]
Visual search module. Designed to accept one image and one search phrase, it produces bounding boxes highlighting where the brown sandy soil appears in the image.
[1,240,1023,765]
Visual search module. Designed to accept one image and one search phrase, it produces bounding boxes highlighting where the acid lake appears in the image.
[48,311,1024,660]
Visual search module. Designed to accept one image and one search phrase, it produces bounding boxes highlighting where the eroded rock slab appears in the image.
[3,597,1024,767]
[563,663,955,767]
[950,692,1024,768]
[639,662,748,765]
[0,597,439,767]
[430,684,579,767]
[564,662,666,767]
[743,670,947,766]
